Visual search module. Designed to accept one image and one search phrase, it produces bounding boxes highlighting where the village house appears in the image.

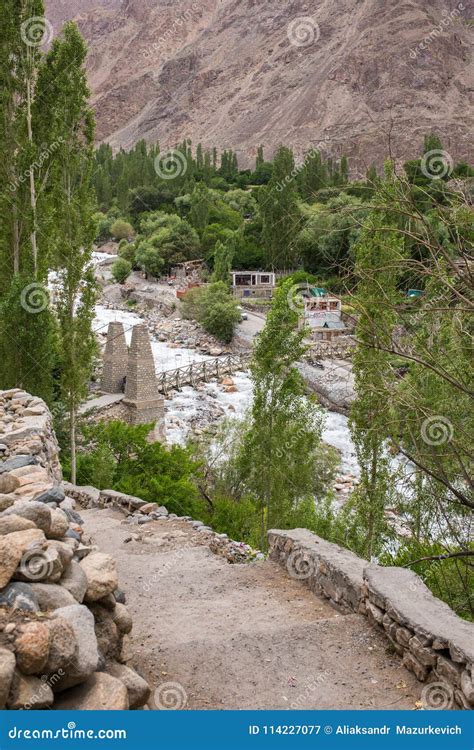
[302,287,347,341]
[231,270,276,299]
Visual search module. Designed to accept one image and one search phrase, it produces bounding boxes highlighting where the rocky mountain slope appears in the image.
[45,0,473,169]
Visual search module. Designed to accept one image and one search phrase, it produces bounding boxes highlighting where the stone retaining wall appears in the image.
[0,389,150,710]
[268,528,473,710]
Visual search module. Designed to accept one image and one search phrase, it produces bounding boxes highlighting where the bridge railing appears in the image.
[156,353,250,395]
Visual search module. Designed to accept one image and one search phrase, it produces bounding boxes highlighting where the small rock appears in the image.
[60,560,88,603]
[34,486,65,505]
[8,673,54,709]
[47,508,70,540]
[112,603,133,634]
[53,672,129,710]
[106,662,150,708]
[113,588,126,604]
[0,582,39,612]
[15,621,50,674]
[0,647,16,708]
[80,552,118,602]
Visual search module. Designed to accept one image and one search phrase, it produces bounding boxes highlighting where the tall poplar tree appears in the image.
[38,22,97,482]
[259,146,299,269]
[0,0,56,399]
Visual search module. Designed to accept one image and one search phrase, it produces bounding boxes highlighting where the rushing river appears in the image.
[94,304,359,477]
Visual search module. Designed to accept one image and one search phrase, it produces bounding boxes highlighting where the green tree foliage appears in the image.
[260,146,300,269]
[0,0,57,399]
[181,282,241,343]
[76,420,204,517]
[42,22,97,483]
[112,258,132,283]
[110,218,134,240]
[212,240,234,284]
[136,213,200,273]
[237,280,332,546]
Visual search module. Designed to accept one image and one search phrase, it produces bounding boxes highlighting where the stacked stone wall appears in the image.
[0,389,150,710]
[269,528,473,710]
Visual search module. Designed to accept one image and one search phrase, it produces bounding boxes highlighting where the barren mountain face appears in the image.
[45,0,473,169]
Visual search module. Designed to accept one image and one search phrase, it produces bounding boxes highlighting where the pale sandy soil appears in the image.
[82,508,422,711]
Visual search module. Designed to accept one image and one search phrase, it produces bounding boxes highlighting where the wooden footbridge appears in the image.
[156,353,249,395]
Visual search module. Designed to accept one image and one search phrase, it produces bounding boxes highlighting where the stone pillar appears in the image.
[123,324,166,442]
[101,322,128,394]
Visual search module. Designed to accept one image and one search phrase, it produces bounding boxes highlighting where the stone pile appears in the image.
[0,389,150,710]
[269,528,474,710]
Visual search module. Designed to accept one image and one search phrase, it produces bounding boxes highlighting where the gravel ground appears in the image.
[82,508,422,711]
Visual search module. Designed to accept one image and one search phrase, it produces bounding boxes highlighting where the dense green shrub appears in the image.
[111,258,132,283]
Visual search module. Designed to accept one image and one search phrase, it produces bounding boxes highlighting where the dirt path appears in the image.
[82,508,422,710]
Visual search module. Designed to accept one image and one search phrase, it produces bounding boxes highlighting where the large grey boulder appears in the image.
[29,583,76,611]
[52,604,99,690]
[2,501,52,534]
[43,617,77,675]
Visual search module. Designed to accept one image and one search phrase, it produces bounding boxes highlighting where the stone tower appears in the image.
[123,324,166,442]
[101,322,128,393]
